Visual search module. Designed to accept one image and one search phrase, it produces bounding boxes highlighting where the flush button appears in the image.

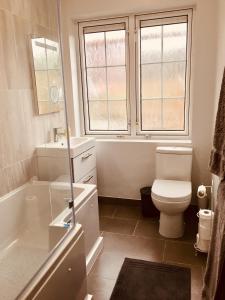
[68,267,72,272]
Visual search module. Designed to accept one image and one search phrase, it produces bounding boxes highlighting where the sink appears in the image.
[36,137,95,158]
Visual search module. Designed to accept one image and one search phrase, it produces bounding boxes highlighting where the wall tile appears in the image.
[9,0,31,20]
[31,0,49,28]
[0,168,9,197]
[0,9,18,89]
[0,90,26,167]
[5,157,37,191]
[12,15,32,89]
[0,0,10,11]
[47,0,58,32]
[0,0,67,198]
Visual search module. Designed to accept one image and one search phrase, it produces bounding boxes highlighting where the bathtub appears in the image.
[0,179,102,299]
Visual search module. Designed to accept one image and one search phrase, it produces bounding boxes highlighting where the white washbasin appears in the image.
[36,137,95,158]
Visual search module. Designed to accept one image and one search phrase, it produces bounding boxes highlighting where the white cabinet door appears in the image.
[33,231,87,300]
[75,191,100,257]
[73,147,96,182]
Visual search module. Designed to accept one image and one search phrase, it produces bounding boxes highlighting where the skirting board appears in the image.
[86,236,104,274]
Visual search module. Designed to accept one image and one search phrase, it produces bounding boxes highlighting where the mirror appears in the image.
[30,36,64,114]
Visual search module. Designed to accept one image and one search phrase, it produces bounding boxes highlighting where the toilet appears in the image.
[151,147,192,238]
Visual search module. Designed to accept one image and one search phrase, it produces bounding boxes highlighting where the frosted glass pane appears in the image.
[32,38,47,70]
[87,68,107,100]
[106,30,125,66]
[89,101,108,130]
[35,70,49,101]
[141,26,162,63]
[107,67,126,100]
[142,100,161,130]
[163,99,184,130]
[163,62,185,98]
[141,64,161,99]
[163,23,187,62]
[85,32,105,67]
[108,101,127,130]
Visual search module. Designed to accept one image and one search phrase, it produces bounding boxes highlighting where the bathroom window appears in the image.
[136,11,192,134]
[77,10,192,137]
[78,18,130,134]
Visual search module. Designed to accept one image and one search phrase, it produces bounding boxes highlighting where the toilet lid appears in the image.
[152,180,192,202]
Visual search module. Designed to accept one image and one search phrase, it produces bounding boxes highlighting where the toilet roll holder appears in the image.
[197,184,212,198]
[194,206,214,255]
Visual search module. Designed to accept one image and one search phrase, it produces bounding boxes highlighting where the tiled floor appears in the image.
[88,202,207,300]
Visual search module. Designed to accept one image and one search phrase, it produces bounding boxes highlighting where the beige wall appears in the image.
[61,0,218,201]
[0,0,66,197]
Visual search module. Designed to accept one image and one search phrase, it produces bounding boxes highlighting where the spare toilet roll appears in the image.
[198,224,212,240]
[196,233,210,252]
[199,209,214,227]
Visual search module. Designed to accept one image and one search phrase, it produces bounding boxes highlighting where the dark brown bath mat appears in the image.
[110,258,191,300]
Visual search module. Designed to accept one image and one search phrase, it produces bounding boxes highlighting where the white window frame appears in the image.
[75,9,193,138]
[78,17,131,135]
[135,9,192,137]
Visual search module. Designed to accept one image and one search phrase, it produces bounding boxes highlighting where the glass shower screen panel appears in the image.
[0,1,75,299]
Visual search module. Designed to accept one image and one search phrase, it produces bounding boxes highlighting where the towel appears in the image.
[202,68,225,299]
[202,181,225,299]
[209,68,225,178]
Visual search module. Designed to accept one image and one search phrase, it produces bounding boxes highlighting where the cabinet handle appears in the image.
[83,175,93,183]
[81,153,92,160]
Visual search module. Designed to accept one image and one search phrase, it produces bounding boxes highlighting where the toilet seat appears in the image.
[152,179,192,203]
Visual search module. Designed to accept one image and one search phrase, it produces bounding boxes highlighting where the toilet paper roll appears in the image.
[198,209,214,222]
[199,209,214,227]
[198,224,212,240]
[197,185,207,199]
[199,209,214,219]
[196,233,210,252]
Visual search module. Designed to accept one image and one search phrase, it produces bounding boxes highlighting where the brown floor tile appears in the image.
[87,274,115,300]
[114,205,141,219]
[135,217,197,243]
[134,219,162,239]
[179,221,198,243]
[99,203,117,218]
[90,251,125,280]
[94,204,204,299]
[103,232,165,262]
[164,241,207,266]
[103,232,139,256]
[100,217,137,235]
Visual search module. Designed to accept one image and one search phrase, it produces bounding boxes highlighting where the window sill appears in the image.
[95,138,192,145]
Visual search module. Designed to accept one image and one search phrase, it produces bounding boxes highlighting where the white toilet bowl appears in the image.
[152,179,192,238]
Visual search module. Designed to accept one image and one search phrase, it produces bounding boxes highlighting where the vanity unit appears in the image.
[36,137,97,185]
[36,138,102,275]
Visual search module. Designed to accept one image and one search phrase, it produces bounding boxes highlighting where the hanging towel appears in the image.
[202,68,225,300]
[209,68,225,178]
[202,181,225,299]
